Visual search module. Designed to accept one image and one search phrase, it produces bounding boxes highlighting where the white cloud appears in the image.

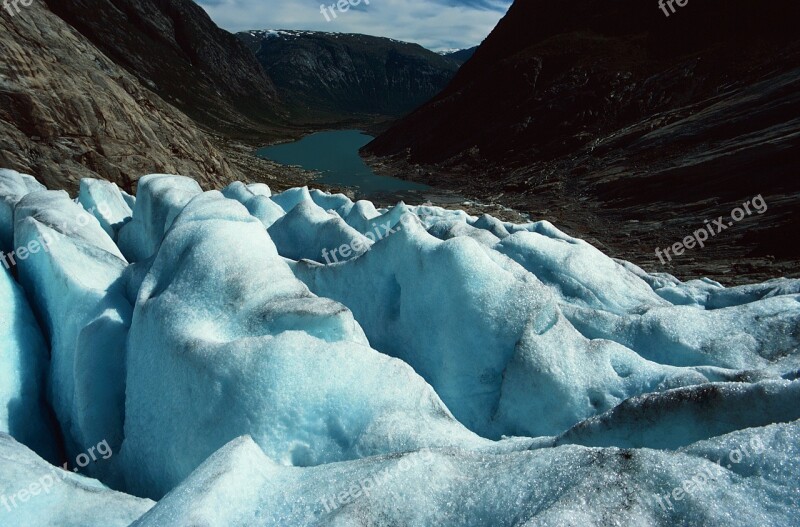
[197,0,511,50]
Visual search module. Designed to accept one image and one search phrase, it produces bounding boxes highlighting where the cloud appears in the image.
[196,0,512,50]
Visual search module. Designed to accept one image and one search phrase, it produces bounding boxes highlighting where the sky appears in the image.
[196,0,513,51]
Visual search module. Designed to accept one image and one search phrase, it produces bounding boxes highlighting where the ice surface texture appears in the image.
[78,178,133,239]
[268,200,371,263]
[0,169,45,252]
[0,175,798,525]
[120,191,487,498]
[0,433,152,525]
[117,174,201,261]
[295,212,715,438]
[14,190,130,479]
[221,181,284,228]
[135,421,800,527]
[0,266,58,463]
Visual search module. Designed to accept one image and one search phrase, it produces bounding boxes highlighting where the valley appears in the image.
[236,29,465,124]
[0,1,799,526]
[1,0,797,283]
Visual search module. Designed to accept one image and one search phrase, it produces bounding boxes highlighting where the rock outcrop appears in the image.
[44,0,286,137]
[0,2,245,193]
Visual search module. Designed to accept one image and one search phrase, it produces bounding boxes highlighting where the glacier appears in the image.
[0,266,58,464]
[0,433,152,526]
[0,169,46,253]
[13,189,131,481]
[133,421,800,527]
[78,178,133,240]
[120,191,492,499]
[0,171,798,525]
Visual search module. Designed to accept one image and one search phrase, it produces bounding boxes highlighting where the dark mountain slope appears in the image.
[238,30,461,121]
[442,46,477,64]
[0,2,304,193]
[364,0,800,283]
[44,0,288,139]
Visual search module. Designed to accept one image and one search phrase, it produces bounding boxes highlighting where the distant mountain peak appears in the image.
[439,46,478,63]
[236,30,462,121]
[247,29,331,39]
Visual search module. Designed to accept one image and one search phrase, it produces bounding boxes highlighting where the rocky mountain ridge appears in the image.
[0,1,317,194]
[364,0,800,283]
[43,0,287,139]
[0,3,238,193]
[237,29,462,121]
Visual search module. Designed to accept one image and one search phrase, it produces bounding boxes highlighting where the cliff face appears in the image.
[0,2,259,193]
[43,0,286,139]
[368,0,799,164]
[238,30,460,121]
[364,0,800,282]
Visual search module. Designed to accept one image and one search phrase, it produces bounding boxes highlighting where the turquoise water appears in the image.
[257,130,430,195]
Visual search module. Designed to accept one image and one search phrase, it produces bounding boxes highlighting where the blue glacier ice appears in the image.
[345,201,413,236]
[1,176,798,525]
[117,174,202,261]
[563,295,800,371]
[14,190,130,478]
[0,266,58,463]
[494,226,670,314]
[0,169,45,252]
[78,178,133,239]
[120,189,490,499]
[294,213,716,438]
[309,188,354,218]
[134,420,800,527]
[556,379,800,449]
[221,181,285,228]
[268,199,371,262]
[0,433,152,526]
[270,186,312,213]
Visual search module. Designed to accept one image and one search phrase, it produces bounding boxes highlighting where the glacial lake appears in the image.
[256,130,430,196]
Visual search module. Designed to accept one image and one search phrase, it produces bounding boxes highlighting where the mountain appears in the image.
[0,1,227,192]
[0,0,309,194]
[42,0,287,139]
[441,46,478,64]
[364,0,800,283]
[237,30,461,121]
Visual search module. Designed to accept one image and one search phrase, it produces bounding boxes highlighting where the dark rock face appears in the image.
[238,30,461,120]
[43,0,284,137]
[364,0,800,283]
[0,1,288,193]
